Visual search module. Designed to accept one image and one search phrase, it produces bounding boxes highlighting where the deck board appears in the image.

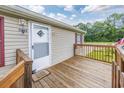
[32,56,112,88]
[0,64,15,78]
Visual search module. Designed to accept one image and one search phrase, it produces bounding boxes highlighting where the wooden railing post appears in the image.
[116,65,121,88]
[112,46,124,88]
[24,60,32,88]
[120,72,124,87]
[112,61,116,88]
[16,49,33,88]
[74,44,76,56]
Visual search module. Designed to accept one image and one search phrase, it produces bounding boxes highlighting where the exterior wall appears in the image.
[0,15,29,65]
[1,14,83,66]
[51,26,75,65]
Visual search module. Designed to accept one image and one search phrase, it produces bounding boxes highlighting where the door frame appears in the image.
[28,21,52,69]
[0,16,4,67]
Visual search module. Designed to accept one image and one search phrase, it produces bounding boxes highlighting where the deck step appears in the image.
[32,70,50,82]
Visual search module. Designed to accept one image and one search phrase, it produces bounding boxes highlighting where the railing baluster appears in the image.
[74,44,115,63]
[86,45,87,57]
[97,45,98,60]
[91,46,92,58]
[83,45,84,56]
[109,47,110,62]
[100,46,101,60]
[108,47,110,62]
[102,47,104,60]
[110,46,113,63]
[89,45,91,58]
[106,47,107,62]
[101,46,103,61]
[110,47,112,62]
[101,46,102,61]
[105,47,106,62]
[89,45,90,58]
[87,45,89,57]
[95,45,97,60]
[89,46,91,58]
[91,46,94,58]
[88,45,89,58]
[104,46,106,62]
[95,46,97,60]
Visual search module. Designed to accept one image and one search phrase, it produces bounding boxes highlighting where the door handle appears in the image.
[32,45,34,49]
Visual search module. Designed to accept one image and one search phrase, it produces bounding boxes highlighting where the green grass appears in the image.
[84,42,115,63]
[84,42,114,45]
[87,48,115,63]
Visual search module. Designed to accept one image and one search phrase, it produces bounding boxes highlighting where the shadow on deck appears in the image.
[32,56,112,88]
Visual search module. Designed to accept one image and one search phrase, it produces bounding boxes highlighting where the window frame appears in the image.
[75,33,83,44]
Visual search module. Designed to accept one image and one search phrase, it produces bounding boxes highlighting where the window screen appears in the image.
[33,42,49,59]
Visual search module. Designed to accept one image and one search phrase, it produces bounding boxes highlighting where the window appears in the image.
[75,33,83,44]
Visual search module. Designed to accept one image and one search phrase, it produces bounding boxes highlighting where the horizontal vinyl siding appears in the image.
[51,26,75,65]
[1,14,79,67]
[0,15,29,65]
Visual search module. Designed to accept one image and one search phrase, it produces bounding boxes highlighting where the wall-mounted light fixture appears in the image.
[19,19,28,34]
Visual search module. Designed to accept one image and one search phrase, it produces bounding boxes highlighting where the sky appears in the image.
[22,5,124,25]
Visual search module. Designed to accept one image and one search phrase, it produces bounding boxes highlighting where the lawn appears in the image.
[87,48,115,63]
[84,42,114,45]
[85,42,115,63]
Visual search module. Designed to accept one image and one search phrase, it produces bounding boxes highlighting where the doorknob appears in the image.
[32,45,34,49]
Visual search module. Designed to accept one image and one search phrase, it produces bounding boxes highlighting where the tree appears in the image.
[75,13,124,42]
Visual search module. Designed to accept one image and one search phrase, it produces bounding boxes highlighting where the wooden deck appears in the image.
[32,56,112,88]
[0,64,15,78]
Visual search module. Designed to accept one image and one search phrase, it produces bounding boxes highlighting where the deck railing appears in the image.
[0,49,32,88]
[74,44,116,63]
[0,44,124,88]
[74,44,124,88]
[112,46,124,88]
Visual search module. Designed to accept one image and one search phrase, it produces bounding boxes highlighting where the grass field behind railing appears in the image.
[84,42,114,45]
[87,48,115,63]
[85,42,115,63]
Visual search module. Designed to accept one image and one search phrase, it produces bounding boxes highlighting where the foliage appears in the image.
[75,13,124,42]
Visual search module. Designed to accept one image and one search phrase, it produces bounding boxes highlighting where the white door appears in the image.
[31,23,51,72]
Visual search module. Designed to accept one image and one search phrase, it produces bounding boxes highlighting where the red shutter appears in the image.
[0,16,4,67]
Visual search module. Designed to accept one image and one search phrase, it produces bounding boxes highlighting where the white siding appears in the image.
[51,26,75,65]
[1,14,82,66]
[1,15,29,65]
